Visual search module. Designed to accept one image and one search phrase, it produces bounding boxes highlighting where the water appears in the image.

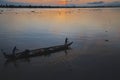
[0,8,120,80]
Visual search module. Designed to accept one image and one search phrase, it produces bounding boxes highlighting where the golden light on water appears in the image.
[1,8,120,36]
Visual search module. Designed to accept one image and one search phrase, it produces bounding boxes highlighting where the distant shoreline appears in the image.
[0,5,120,8]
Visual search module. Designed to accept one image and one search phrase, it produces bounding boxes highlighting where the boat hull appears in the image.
[5,42,73,60]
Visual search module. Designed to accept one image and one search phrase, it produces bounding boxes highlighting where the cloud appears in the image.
[0,0,30,5]
[107,1,120,6]
[86,1,120,6]
[0,0,10,4]
[88,1,104,4]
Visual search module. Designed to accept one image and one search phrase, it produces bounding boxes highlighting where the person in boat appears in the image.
[1,49,7,58]
[1,49,14,58]
[65,37,68,45]
[12,46,19,56]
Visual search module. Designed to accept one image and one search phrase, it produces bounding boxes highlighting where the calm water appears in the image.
[0,8,120,80]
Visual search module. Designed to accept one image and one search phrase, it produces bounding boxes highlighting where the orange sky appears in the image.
[8,0,118,5]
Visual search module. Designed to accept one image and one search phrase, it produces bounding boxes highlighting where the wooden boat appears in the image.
[2,42,73,60]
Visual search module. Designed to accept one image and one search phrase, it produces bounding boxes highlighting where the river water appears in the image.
[0,8,120,80]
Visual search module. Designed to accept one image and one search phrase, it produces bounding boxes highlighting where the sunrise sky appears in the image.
[0,0,120,6]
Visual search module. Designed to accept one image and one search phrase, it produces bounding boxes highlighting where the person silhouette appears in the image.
[65,37,68,45]
[12,46,19,56]
[1,49,7,58]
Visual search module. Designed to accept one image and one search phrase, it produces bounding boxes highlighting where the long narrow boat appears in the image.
[3,42,73,60]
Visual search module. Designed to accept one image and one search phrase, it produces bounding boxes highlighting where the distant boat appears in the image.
[2,42,73,60]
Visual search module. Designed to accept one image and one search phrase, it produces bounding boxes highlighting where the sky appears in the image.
[0,0,120,6]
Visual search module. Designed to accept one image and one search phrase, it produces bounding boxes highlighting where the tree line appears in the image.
[0,4,120,8]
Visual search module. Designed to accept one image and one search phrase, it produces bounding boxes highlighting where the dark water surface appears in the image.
[0,8,120,80]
